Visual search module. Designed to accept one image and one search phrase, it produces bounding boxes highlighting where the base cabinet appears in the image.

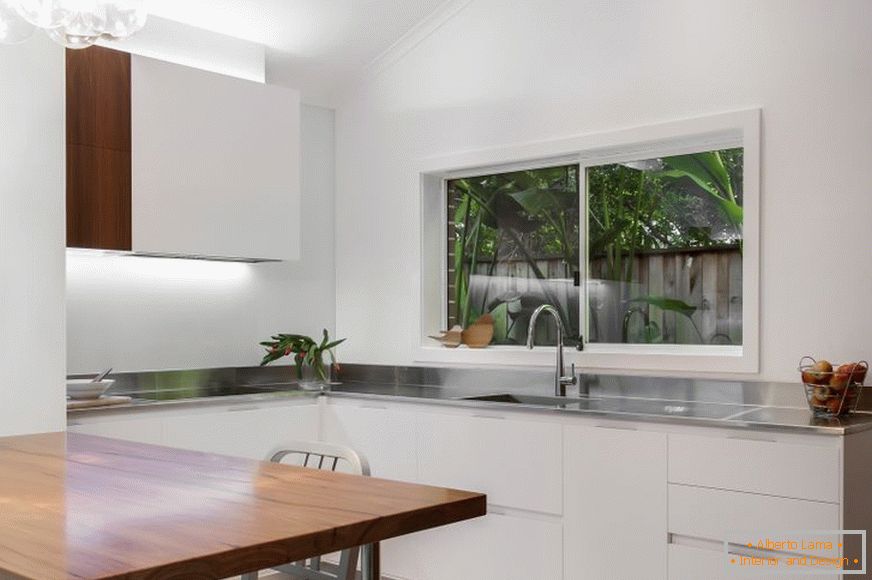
[411,511,562,580]
[564,424,667,580]
[161,404,319,460]
[70,396,861,580]
[68,401,319,461]
[668,544,834,580]
[68,414,163,445]
[321,402,418,481]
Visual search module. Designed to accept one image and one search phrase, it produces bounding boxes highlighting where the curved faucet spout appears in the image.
[527,305,563,349]
[527,304,577,397]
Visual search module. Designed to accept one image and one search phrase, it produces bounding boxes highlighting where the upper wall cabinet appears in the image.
[66,47,301,261]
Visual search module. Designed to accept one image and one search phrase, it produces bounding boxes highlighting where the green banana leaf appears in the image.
[628,296,697,318]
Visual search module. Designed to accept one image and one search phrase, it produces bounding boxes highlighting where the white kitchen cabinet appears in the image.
[668,484,840,550]
[668,432,840,502]
[322,401,564,579]
[417,409,563,515]
[68,414,164,445]
[67,394,868,580]
[668,544,833,580]
[564,423,667,580]
[132,56,300,260]
[321,400,422,579]
[321,400,418,482]
[412,510,562,580]
[67,401,318,461]
[161,402,318,460]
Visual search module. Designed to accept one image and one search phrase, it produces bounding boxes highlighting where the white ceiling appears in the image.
[147,0,453,105]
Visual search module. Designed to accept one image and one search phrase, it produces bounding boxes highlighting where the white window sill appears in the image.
[414,343,755,375]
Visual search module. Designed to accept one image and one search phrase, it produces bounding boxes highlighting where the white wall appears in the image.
[0,36,66,435]
[334,0,872,381]
[66,105,335,373]
[97,16,266,83]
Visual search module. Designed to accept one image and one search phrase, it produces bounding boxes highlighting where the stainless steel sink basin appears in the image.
[461,393,577,407]
[460,393,754,420]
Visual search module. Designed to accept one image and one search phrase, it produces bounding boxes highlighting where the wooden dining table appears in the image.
[0,432,486,579]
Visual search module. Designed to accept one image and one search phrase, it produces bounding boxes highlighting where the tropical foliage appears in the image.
[588,148,743,344]
[449,165,580,345]
[448,147,744,347]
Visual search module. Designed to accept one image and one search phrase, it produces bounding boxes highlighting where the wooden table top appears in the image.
[0,432,485,580]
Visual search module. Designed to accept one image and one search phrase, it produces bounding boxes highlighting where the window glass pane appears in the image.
[586,148,743,345]
[447,165,581,347]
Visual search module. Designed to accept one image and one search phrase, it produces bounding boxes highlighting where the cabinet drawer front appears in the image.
[418,412,562,514]
[669,433,840,502]
[565,425,667,580]
[669,485,840,546]
[412,512,562,580]
[668,544,833,580]
[322,404,418,483]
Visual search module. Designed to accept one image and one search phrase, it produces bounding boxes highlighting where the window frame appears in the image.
[416,110,760,374]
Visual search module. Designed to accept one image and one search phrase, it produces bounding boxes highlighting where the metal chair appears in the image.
[241,441,371,580]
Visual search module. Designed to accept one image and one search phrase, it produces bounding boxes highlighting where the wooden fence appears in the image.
[452,247,742,345]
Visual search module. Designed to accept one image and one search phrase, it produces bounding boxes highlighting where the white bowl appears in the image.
[67,379,114,401]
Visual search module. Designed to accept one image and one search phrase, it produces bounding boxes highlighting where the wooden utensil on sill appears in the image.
[462,314,494,348]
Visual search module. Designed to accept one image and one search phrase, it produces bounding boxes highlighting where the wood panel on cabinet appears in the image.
[66,144,131,250]
[65,46,132,250]
[66,46,130,151]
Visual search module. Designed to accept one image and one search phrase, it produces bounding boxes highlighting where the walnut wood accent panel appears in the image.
[67,144,132,250]
[0,433,486,580]
[66,46,132,250]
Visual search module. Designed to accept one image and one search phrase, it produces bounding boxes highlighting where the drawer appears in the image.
[412,511,562,580]
[669,433,840,502]
[668,544,833,580]
[669,484,840,548]
[417,411,562,515]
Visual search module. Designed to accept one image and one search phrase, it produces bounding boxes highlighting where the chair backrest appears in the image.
[268,440,370,476]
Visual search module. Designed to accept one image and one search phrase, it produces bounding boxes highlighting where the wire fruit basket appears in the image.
[799,356,868,417]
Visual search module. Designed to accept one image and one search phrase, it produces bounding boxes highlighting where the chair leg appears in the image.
[240,573,258,580]
[337,546,360,580]
[360,543,379,580]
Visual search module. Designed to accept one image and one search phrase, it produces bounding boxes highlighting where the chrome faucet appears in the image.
[526,304,577,397]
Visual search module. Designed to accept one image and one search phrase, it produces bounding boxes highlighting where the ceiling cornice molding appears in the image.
[362,0,475,80]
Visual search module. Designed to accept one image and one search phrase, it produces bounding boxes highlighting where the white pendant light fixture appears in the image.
[3,0,147,49]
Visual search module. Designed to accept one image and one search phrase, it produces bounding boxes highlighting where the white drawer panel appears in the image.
[669,433,840,502]
[412,511,562,580]
[669,484,840,546]
[418,411,562,515]
[669,544,833,580]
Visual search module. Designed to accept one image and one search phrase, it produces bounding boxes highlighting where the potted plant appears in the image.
[259,330,346,390]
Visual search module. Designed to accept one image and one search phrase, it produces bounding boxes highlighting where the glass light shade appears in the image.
[46,15,103,48]
[14,0,70,28]
[0,0,35,44]
[100,0,144,38]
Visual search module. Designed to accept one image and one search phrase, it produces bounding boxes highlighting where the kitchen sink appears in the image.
[460,393,592,408]
[460,392,754,420]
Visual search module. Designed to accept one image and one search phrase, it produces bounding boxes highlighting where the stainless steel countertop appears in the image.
[67,364,872,436]
[326,381,872,436]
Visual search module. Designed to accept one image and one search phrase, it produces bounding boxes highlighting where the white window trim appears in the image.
[415,109,760,375]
